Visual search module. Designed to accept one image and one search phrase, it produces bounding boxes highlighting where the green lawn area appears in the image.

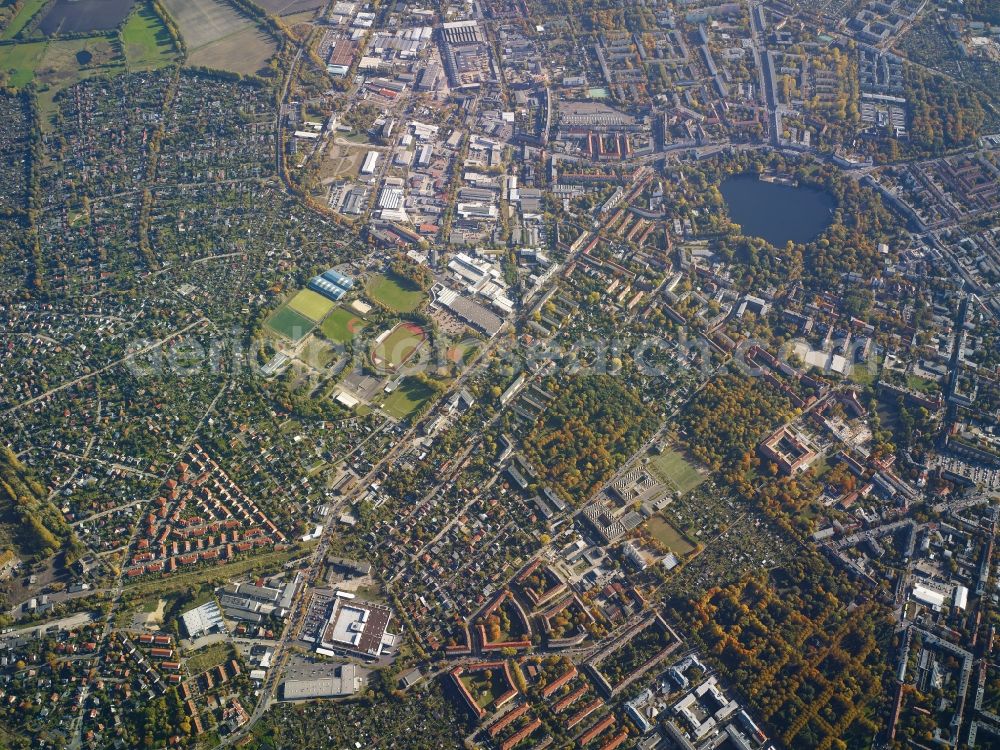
[372,322,425,370]
[1,0,48,39]
[0,36,126,119]
[381,376,436,420]
[351,581,382,601]
[124,544,314,596]
[366,271,425,313]
[295,334,338,369]
[287,288,336,322]
[121,2,180,70]
[849,360,878,386]
[906,374,940,395]
[645,514,695,556]
[0,41,47,86]
[649,449,704,494]
[266,305,314,342]
[320,307,366,343]
[809,455,831,479]
[460,670,508,709]
[343,131,373,143]
[185,641,235,674]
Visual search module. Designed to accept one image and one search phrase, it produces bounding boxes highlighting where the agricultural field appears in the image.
[366,271,425,313]
[160,0,276,74]
[122,2,179,70]
[0,0,48,39]
[381,376,436,420]
[0,41,44,88]
[287,288,335,322]
[38,0,135,35]
[649,449,704,494]
[266,305,314,342]
[254,0,325,15]
[371,322,425,371]
[320,307,366,343]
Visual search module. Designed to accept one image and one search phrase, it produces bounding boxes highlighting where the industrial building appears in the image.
[317,594,394,660]
[431,284,503,336]
[361,151,380,175]
[180,600,225,639]
[281,663,363,700]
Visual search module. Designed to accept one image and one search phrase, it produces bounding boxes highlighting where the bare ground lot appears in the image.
[160,0,276,75]
[317,141,366,181]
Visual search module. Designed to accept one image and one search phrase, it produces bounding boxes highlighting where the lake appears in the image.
[720,173,836,247]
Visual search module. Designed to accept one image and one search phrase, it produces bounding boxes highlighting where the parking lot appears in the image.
[296,589,335,644]
[932,454,1000,491]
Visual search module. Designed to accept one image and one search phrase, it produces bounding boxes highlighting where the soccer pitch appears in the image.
[366,272,425,313]
[371,322,425,370]
[321,307,366,343]
[649,450,704,494]
[265,305,313,342]
[288,288,336,321]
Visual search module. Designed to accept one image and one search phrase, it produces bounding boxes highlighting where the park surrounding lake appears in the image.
[720,173,836,247]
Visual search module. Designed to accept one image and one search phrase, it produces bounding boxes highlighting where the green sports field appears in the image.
[382,376,435,420]
[287,288,336,321]
[446,341,477,365]
[649,449,704,494]
[645,514,695,555]
[366,272,425,313]
[320,307,366,343]
[371,322,425,371]
[265,305,313,342]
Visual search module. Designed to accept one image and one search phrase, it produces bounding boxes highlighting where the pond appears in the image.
[720,173,836,247]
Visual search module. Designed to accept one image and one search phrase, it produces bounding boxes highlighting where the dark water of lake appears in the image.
[720,174,836,247]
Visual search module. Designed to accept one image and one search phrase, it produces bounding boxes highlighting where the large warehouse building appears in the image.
[317,593,394,660]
